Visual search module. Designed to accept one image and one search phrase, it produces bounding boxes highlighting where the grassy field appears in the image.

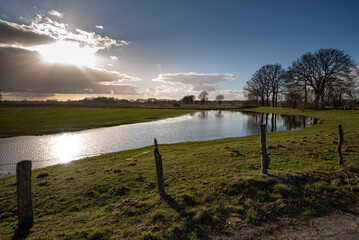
[0,107,198,138]
[0,107,359,239]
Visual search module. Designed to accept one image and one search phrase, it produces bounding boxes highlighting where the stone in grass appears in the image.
[113,169,121,173]
[75,170,81,173]
[104,169,113,172]
[38,181,49,186]
[223,146,230,149]
[128,163,137,166]
[276,144,285,148]
[331,178,343,187]
[330,141,338,144]
[267,145,276,149]
[36,173,49,178]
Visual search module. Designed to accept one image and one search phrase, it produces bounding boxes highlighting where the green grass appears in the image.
[0,107,198,138]
[0,107,359,239]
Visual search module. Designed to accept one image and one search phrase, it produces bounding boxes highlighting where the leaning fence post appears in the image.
[259,124,270,174]
[154,138,165,197]
[337,125,344,165]
[16,160,34,228]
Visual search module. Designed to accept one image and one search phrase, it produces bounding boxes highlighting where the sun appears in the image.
[35,41,97,67]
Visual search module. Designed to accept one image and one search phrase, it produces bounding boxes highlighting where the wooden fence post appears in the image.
[154,138,165,197]
[16,160,34,228]
[259,124,270,174]
[337,125,344,165]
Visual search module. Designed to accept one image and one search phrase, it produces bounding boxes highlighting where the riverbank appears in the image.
[1,107,359,239]
[0,107,198,138]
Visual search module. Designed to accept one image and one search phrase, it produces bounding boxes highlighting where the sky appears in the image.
[0,0,358,101]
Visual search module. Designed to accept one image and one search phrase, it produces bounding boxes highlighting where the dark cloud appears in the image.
[0,47,140,95]
[0,19,55,46]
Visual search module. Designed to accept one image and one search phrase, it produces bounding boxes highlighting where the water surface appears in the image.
[0,111,318,177]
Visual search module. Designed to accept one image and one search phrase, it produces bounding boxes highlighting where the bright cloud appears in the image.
[48,10,63,18]
[30,14,129,51]
[95,25,103,29]
[153,72,235,91]
[110,55,118,61]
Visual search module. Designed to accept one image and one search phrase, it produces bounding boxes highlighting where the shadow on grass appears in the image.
[12,226,30,240]
[164,194,210,239]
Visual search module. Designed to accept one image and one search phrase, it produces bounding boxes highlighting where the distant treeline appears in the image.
[0,96,246,108]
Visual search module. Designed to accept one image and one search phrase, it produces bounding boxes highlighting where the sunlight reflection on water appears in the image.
[51,134,84,163]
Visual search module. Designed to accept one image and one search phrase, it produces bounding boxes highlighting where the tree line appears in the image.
[244,48,358,109]
[181,91,225,105]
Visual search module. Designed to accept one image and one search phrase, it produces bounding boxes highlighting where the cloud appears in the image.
[110,55,118,61]
[95,25,103,29]
[220,89,245,100]
[0,19,55,46]
[48,10,63,18]
[29,14,129,51]
[144,85,194,99]
[153,72,235,91]
[0,47,140,95]
[144,85,244,100]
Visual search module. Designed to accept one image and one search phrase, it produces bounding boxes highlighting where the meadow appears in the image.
[0,107,358,239]
[0,107,198,138]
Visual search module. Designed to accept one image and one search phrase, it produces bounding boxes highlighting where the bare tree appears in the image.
[262,64,285,107]
[198,91,209,105]
[215,94,224,104]
[288,48,355,109]
[245,64,284,106]
[245,69,269,106]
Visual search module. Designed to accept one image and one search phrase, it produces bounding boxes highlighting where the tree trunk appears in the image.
[314,94,320,110]
[272,91,275,107]
[304,82,308,109]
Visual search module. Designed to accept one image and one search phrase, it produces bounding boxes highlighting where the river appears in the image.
[0,110,318,177]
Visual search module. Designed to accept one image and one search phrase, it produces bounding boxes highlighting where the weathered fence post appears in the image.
[16,160,34,228]
[337,125,344,165]
[259,124,270,174]
[154,138,165,197]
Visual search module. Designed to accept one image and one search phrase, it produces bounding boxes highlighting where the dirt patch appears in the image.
[215,205,359,240]
[261,205,359,240]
